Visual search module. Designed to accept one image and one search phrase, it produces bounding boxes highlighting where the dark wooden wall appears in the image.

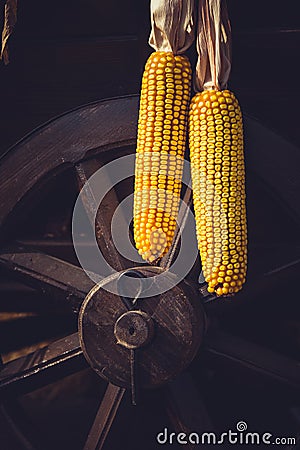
[0,0,299,154]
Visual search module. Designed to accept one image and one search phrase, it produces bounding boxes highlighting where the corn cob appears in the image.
[189,89,247,295]
[133,51,192,263]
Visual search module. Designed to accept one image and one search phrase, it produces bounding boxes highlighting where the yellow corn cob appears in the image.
[189,89,247,296]
[134,51,192,262]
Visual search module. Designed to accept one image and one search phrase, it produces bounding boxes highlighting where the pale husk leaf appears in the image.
[195,0,231,91]
[149,0,195,54]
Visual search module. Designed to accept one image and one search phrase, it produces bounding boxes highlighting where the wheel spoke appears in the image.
[76,158,194,275]
[0,403,37,450]
[84,384,125,450]
[0,248,95,313]
[0,312,76,354]
[160,186,193,270]
[203,329,300,395]
[0,332,86,397]
[163,371,215,448]
[75,158,130,273]
[203,256,300,306]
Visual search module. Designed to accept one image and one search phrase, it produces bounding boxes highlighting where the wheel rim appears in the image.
[0,96,299,449]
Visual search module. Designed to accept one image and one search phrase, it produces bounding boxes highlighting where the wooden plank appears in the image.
[231,46,299,91]
[16,0,142,38]
[243,115,300,223]
[229,29,300,145]
[14,0,300,39]
[233,29,300,50]
[235,93,300,148]
[9,36,139,79]
[227,0,300,30]
[2,31,299,153]
[0,37,140,152]
[0,96,139,233]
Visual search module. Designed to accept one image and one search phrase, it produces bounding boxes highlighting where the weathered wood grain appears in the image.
[0,95,139,233]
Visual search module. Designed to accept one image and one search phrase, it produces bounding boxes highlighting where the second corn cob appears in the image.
[189,89,247,295]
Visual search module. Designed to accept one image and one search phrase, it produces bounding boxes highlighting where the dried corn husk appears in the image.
[195,0,231,91]
[149,0,195,54]
[1,0,18,65]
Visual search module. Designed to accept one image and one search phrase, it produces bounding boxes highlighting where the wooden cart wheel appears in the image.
[0,95,299,449]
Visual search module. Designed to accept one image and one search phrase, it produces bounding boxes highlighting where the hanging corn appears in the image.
[189,0,247,296]
[133,0,194,263]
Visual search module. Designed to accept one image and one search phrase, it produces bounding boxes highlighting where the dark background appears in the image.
[0,0,300,154]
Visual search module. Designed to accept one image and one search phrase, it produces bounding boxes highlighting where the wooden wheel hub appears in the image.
[78,266,205,389]
[114,310,155,350]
